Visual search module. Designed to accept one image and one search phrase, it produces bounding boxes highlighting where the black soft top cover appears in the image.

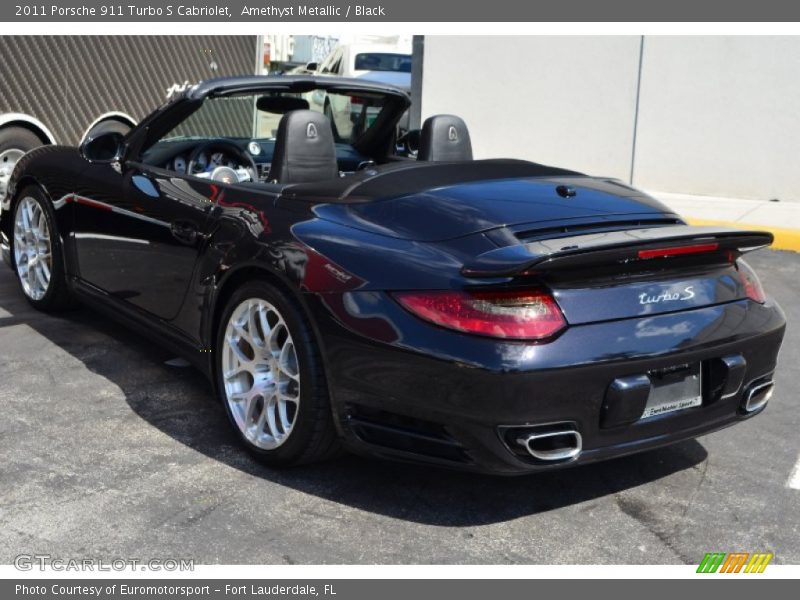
[280,159,583,203]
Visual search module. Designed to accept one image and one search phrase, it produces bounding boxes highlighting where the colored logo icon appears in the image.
[697,552,773,573]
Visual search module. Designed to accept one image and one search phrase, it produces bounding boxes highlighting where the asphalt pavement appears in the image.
[0,250,798,565]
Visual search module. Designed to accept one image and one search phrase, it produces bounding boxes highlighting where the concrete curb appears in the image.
[685,218,800,253]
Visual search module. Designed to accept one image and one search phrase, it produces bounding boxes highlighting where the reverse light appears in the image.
[393,289,567,340]
[737,260,767,303]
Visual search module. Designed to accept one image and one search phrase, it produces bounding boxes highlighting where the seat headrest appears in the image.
[418,114,473,162]
[270,110,339,184]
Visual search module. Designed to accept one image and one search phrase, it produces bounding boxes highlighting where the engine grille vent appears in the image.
[514,218,682,244]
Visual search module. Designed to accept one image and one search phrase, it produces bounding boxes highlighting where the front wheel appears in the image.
[215,281,341,466]
[11,186,72,311]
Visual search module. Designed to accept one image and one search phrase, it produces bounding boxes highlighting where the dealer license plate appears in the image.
[640,363,702,419]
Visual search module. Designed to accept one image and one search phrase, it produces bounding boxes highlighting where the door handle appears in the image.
[170,220,199,245]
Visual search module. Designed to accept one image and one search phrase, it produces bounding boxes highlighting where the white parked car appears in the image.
[318,43,411,83]
[310,42,412,141]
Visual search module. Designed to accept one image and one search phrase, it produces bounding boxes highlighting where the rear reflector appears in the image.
[393,289,566,340]
[637,242,719,260]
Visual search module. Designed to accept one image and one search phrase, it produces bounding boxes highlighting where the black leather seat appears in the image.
[269,110,339,184]
[418,114,473,162]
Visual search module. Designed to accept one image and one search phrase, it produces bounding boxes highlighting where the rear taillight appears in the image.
[737,260,766,303]
[393,289,566,340]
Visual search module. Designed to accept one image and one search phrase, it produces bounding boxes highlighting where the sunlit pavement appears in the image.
[653,192,800,252]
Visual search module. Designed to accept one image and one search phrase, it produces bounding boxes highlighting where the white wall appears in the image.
[632,36,800,201]
[421,36,800,202]
[421,36,641,181]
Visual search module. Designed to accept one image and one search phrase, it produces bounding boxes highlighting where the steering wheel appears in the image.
[186,140,258,183]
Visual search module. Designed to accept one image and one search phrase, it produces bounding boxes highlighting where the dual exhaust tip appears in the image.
[512,379,773,462]
[743,380,774,414]
[516,427,582,462]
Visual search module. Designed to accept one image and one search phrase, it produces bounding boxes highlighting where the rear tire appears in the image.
[215,281,341,467]
[10,186,72,311]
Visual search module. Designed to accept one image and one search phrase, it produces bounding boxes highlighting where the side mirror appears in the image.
[305,61,318,72]
[80,130,124,163]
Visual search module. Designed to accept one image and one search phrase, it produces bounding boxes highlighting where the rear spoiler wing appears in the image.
[462,226,773,277]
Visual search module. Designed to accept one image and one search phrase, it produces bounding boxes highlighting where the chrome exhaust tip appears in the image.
[516,429,582,462]
[743,380,774,413]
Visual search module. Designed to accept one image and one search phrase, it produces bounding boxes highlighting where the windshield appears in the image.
[162,88,393,145]
[354,53,412,73]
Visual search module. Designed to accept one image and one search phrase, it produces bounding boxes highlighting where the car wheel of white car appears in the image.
[0,127,42,200]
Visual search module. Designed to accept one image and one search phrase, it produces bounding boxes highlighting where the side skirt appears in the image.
[70,277,213,379]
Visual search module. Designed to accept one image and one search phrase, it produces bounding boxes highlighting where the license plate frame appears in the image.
[640,363,703,420]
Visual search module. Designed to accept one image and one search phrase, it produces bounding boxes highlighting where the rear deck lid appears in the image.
[312,167,678,242]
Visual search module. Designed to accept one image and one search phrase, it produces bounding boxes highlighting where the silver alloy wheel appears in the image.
[0,148,24,199]
[222,298,301,450]
[13,196,52,301]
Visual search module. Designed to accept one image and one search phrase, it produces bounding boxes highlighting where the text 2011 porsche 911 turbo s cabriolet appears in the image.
[0,76,785,474]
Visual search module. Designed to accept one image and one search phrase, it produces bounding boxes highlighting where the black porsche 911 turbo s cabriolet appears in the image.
[0,75,785,474]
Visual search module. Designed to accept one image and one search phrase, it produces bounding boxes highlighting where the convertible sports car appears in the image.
[0,76,786,474]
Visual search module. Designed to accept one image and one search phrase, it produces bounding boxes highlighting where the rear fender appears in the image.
[290,218,499,291]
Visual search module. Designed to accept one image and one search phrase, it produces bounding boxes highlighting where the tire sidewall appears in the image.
[215,281,324,465]
[0,126,42,154]
[10,186,68,310]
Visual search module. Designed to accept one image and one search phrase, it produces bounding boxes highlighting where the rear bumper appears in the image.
[309,292,786,475]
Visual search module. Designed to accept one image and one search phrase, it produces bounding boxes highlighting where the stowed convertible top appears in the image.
[280,159,584,204]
